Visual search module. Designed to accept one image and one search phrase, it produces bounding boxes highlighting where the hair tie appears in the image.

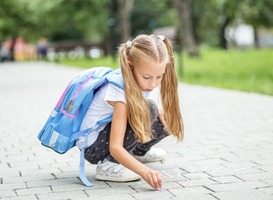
[157,35,165,41]
[126,40,132,49]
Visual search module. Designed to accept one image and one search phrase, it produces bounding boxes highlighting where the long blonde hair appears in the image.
[118,34,184,142]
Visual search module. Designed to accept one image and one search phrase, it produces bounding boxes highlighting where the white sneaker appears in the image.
[96,159,141,182]
[134,148,167,163]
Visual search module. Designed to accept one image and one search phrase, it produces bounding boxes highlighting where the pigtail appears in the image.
[119,44,152,143]
[161,38,184,141]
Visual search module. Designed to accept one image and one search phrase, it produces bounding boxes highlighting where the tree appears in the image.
[203,0,273,49]
[117,0,134,42]
[240,0,273,47]
[0,0,35,60]
[131,0,176,36]
[171,0,199,57]
[37,0,109,42]
[217,0,239,49]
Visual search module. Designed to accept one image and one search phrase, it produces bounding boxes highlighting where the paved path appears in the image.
[1,62,273,200]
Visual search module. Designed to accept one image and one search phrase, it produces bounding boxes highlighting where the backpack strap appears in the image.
[106,68,124,89]
[79,147,93,187]
[77,115,114,187]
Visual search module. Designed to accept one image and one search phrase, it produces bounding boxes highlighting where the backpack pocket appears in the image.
[40,124,73,154]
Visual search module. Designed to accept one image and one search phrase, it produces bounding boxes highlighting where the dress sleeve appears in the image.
[104,83,127,104]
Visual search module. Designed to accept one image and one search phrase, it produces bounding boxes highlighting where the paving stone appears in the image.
[51,183,91,193]
[105,179,146,188]
[210,176,243,184]
[1,195,38,200]
[51,180,109,191]
[182,172,211,180]
[130,181,182,192]
[131,190,175,200]
[77,194,136,200]
[257,186,273,195]
[176,162,224,174]
[170,193,218,200]
[37,190,88,200]
[15,186,52,196]
[26,177,81,188]
[0,182,26,191]
[257,165,273,173]
[2,174,56,184]
[20,168,63,177]
[206,180,269,192]
[253,159,273,166]
[205,165,264,177]
[262,179,273,186]
[192,158,229,166]
[84,186,137,197]
[0,169,21,178]
[169,186,213,196]
[177,178,218,188]
[214,189,273,200]
[0,190,17,198]
[235,172,273,182]
[5,162,40,171]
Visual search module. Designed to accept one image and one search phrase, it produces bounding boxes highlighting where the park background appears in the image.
[0,0,273,95]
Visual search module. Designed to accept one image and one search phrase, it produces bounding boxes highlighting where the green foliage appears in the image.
[190,0,219,46]
[0,0,35,40]
[189,0,273,47]
[33,0,109,42]
[58,48,273,96]
[131,0,176,35]
[0,0,109,42]
[190,0,242,47]
[240,0,273,27]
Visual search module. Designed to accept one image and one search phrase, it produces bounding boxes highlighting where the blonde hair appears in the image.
[118,34,184,142]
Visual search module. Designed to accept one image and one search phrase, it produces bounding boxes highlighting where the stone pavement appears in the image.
[0,62,273,200]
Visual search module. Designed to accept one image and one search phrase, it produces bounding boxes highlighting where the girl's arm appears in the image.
[109,101,162,190]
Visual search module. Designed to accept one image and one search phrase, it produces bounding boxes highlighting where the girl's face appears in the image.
[132,59,166,92]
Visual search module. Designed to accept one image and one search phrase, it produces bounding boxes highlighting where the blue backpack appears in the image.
[38,66,124,187]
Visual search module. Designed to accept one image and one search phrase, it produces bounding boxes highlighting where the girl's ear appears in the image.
[127,59,132,66]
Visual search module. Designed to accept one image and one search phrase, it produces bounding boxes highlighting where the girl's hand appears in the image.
[142,168,162,190]
[158,109,166,127]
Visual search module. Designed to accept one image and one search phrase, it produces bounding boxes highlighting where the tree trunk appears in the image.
[171,0,199,57]
[118,0,134,42]
[108,0,118,59]
[9,36,16,61]
[219,16,232,49]
[253,25,260,48]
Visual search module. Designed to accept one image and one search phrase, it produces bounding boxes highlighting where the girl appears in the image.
[77,34,183,190]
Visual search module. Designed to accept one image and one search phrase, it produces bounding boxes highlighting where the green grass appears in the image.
[58,48,273,96]
[182,48,273,95]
